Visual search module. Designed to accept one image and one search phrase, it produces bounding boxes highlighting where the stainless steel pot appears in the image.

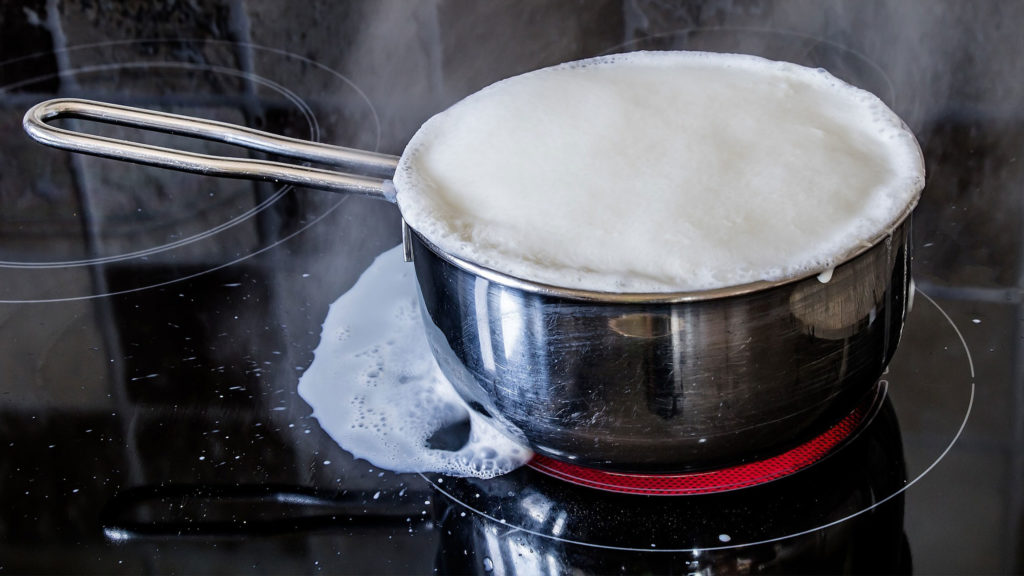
[24,98,915,472]
[413,228,910,472]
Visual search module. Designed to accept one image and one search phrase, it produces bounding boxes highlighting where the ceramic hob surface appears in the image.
[0,1,1020,574]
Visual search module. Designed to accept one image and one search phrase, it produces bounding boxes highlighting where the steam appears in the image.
[619,0,1024,130]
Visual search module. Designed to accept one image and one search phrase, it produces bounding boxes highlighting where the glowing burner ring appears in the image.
[527,384,882,496]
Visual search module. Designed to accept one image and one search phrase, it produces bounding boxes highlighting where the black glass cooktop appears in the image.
[0,1,1020,574]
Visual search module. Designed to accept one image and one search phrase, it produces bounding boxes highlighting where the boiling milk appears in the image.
[395,51,925,292]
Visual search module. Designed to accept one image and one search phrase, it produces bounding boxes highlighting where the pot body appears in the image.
[412,222,912,473]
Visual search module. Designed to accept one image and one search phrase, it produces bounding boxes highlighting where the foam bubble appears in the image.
[297,245,532,478]
[394,51,925,293]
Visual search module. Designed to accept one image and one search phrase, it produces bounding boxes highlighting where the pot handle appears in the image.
[23,98,400,203]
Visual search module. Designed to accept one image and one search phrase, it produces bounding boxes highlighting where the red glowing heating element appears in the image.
[527,404,867,496]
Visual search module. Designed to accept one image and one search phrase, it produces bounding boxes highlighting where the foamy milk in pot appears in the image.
[394,51,924,294]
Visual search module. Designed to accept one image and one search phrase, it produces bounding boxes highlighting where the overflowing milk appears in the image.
[298,245,532,478]
[395,51,925,292]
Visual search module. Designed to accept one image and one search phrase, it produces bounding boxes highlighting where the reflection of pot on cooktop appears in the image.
[430,395,910,575]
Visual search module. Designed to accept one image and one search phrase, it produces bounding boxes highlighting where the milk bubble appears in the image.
[395,51,925,293]
[297,245,533,478]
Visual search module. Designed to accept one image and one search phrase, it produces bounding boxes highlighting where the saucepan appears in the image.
[23,95,915,473]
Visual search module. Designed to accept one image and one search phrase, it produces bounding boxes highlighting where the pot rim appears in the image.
[410,201,917,304]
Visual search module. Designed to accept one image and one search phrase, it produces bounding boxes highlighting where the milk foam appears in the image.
[297,245,532,478]
[394,51,925,293]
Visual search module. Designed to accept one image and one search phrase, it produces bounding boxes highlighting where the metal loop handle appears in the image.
[23,98,400,202]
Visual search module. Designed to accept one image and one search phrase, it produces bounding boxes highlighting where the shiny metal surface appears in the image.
[23,98,399,200]
[412,224,912,472]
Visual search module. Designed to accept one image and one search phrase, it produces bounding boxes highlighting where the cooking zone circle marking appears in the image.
[422,289,975,552]
[1,62,307,268]
[0,40,380,302]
